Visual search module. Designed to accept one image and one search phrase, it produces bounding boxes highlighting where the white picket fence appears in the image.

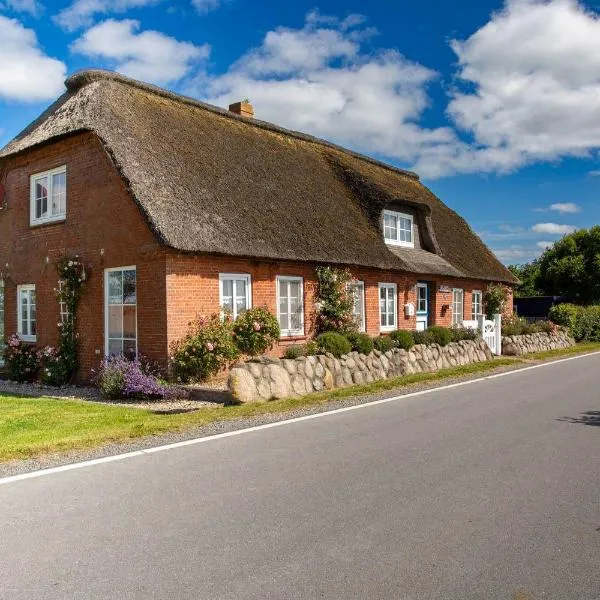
[462,314,502,355]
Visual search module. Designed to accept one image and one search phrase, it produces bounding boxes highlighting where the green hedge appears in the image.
[316,332,352,358]
[549,303,600,341]
[345,332,374,355]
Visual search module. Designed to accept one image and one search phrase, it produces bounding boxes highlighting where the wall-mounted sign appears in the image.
[438,285,452,293]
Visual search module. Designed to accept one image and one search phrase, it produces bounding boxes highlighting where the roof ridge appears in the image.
[66,69,420,182]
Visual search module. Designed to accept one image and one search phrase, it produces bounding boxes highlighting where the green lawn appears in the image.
[0,344,598,463]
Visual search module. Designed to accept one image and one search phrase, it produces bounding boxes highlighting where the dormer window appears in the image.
[30,165,66,226]
[383,209,413,247]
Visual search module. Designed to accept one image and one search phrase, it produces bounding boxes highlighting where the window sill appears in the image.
[380,326,397,333]
[30,216,66,228]
[18,336,36,343]
[279,334,307,342]
[384,240,414,248]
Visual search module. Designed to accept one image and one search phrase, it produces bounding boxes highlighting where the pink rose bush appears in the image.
[170,314,240,383]
[3,334,38,383]
[232,307,280,356]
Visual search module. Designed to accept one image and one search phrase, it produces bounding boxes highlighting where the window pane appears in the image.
[221,279,233,311]
[108,338,122,356]
[35,177,48,219]
[51,172,66,216]
[235,279,247,315]
[123,305,136,338]
[123,269,136,304]
[109,306,123,337]
[383,214,397,240]
[108,271,123,305]
[289,281,300,300]
[123,339,137,358]
[290,311,300,330]
[279,312,289,331]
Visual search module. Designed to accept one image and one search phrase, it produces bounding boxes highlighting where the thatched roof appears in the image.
[0,69,517,284]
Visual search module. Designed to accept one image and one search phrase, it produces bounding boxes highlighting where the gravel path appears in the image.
[0,360,529,478]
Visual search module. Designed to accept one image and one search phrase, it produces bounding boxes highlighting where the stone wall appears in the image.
[501,331,574,355]
[228,339,494,403]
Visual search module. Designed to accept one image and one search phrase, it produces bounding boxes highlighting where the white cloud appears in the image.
[55,0,161,31]
[187,11,458,173]
[421,0,600,177]
[537,240,554,249]
[191,0,220,14]
[0,0,42,16]
[531,222,577,234]
[0,15,66,102]
[493,245,541,263]
[71,19,209,85]
[549,202,580,213]
[589,169,600,176]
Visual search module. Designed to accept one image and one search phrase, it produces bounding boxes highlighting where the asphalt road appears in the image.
[1,355,599,600]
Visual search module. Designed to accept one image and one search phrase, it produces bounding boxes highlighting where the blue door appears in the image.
[416,282,429,331]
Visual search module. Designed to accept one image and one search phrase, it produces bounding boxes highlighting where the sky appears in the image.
[1,0,600,265]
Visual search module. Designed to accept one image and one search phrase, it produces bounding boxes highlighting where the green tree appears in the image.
[507,262,541,297]
[536,226,600,303]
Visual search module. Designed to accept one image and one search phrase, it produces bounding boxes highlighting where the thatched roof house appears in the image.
[1,69,515,284]
[0,69,515,376]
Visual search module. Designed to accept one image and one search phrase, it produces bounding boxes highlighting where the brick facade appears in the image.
[166,254,512,357]
[0,132,513,380]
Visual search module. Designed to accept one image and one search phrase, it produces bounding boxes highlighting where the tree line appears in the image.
[508,226,600,303]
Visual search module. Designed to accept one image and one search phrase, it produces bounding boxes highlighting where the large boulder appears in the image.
[228,368,261,403]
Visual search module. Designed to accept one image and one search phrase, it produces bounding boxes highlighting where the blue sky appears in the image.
[1,0,600,265]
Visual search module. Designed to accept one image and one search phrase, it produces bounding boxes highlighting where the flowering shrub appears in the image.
[483,284,508,318]
[95,355,171,400]
[170,314,240,383]
[3,334,38,382]
[232,307,280,356]
[54,256,87,382]
[38,346,71,387]
[314,266,357,334]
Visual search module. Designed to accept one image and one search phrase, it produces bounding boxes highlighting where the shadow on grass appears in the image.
[558,411,600,427]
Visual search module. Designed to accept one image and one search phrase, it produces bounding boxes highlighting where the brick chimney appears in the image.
[228,100,254,118]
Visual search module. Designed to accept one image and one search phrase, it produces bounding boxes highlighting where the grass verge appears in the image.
[520,341,600,361]
[0,358,519,462]
[0,345,597,463]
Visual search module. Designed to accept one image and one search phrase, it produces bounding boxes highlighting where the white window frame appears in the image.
[452,288,464,326]
[30,165,67,226]
[104,266,137,357]
[17,284,36,342]
[416,282,428,314]
[219,273,251,320]
[276,276,304,337]
[471,290,483,320]
[382,209,414,248]
[379,282,397,332]
[348,280,366,332]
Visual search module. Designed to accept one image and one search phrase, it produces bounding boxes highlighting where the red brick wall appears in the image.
[0,132,167,379]
[166,253,513,355]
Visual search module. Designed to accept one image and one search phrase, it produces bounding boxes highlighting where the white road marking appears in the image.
[1,351,598,487]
